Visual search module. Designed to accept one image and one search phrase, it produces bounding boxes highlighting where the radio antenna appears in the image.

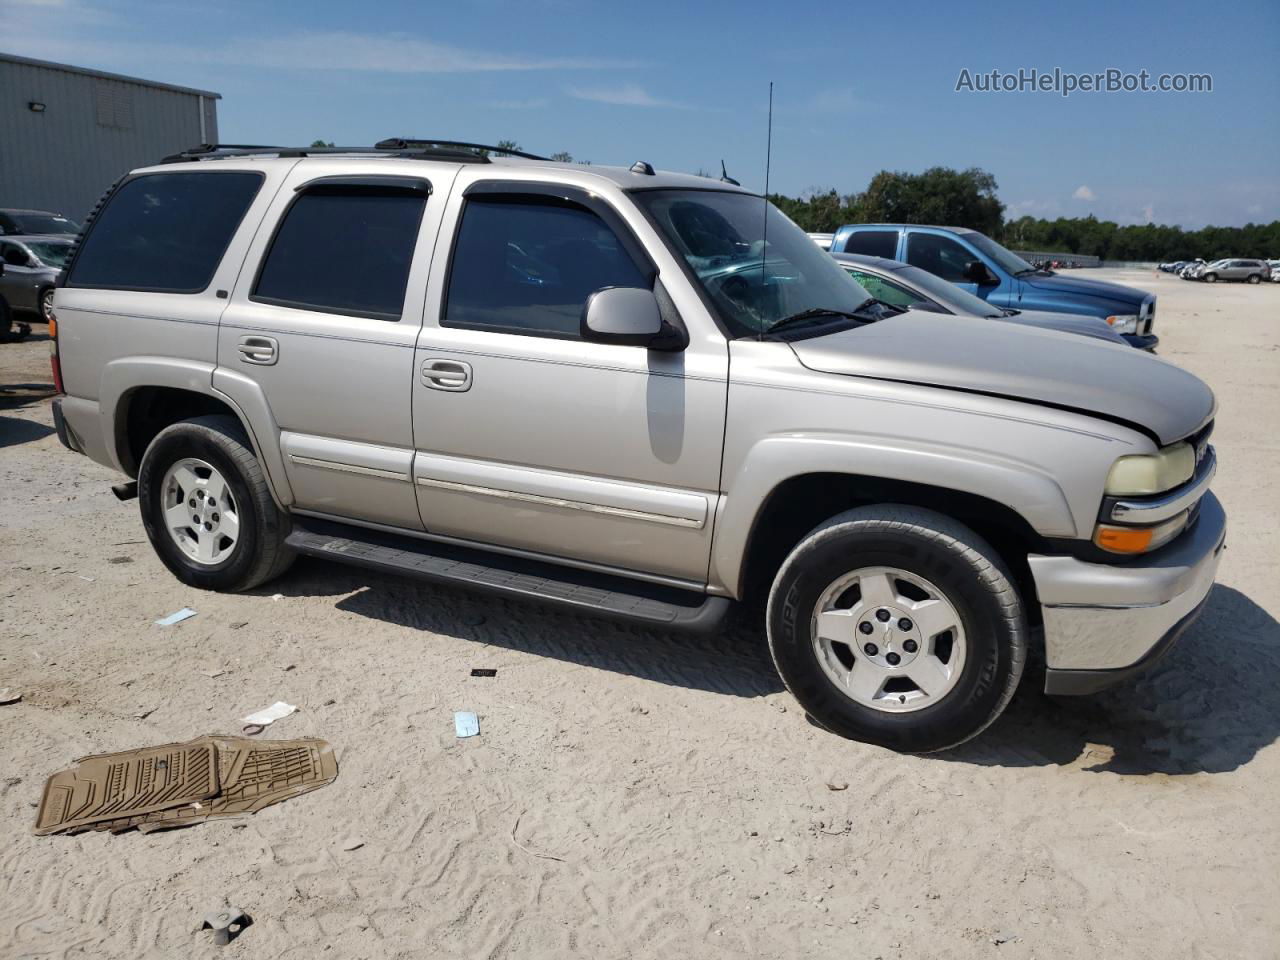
[758,81,774,340]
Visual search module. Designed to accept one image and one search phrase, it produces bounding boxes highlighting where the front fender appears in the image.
[710,433,1076,597]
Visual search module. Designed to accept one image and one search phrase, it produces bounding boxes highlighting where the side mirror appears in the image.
[963,260,997,285]
[581,286,680,349]
[3,248,29,267]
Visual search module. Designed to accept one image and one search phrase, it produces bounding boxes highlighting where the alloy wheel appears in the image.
[811,566,967,713]
[161,458,240,565]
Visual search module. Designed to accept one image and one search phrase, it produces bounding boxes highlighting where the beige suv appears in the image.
[48,140,1225,752]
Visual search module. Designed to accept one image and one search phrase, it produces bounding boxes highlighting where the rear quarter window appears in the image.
[66,171,264,293]
[842,230,898,258]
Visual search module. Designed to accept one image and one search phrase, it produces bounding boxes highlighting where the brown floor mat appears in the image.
[35,740,220,836]
[36,736,337,836]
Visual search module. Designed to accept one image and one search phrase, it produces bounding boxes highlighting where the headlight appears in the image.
[1105,314,1139,334]
[1104,442,1195,495]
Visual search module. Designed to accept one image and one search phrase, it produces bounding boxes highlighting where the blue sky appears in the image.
[5,0,1277,228]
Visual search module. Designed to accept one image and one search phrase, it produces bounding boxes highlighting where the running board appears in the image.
[285,518,731,634]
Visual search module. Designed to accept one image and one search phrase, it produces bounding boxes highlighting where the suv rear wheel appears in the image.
[138,414,294,591]
[766,505,1026,753]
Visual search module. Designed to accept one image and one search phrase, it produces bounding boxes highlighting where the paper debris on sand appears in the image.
[155,608,197,626]
[241,701,297,729]
[454,712,480,738]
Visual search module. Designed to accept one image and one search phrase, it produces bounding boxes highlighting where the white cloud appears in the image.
[487,98,550,110]
[1142,204,1155,223]
[804,89,866,114]
[1072,185,1096,201]
[226,32,631,73]
[2,26,637,75]
[566,83,687,108]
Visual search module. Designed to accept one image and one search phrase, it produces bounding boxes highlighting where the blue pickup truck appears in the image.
[829,224,1158,350]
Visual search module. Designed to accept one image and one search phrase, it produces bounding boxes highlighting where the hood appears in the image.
[1022,271,1151,307]
[789,311,1214,445]
[1002,308,1128,344]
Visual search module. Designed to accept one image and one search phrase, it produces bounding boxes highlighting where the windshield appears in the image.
[883,262,1003,317]
[14,214,79,235]
[965,232,1035,276]
[25,241,72,267]
[635,190,872,337]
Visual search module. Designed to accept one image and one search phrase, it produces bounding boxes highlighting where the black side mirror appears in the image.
[581,287,684,351]
[963,260,996,285]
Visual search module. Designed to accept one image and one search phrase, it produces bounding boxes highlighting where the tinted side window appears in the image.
[906,232,974,283]
[67,172,263,292]
[842,230,898,258]
[253,184,427,321]
[443,198,648,338]
[845,269,926,309]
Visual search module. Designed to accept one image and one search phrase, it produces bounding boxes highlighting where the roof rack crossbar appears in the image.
[375,138,551,161]
[158,143,502,164]
[159,139,552,166]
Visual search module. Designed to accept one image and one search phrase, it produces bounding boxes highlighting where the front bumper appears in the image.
[1029,492,1227,695]
[1121,332,1159,352]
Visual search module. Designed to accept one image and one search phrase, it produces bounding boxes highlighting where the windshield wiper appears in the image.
[764,306,877,335]
[867,298,909,316]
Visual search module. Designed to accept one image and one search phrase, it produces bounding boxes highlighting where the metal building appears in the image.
[0,53,220,223]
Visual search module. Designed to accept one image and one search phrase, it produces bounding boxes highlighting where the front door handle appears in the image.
[421,358,472,392]
[238,335,278,365]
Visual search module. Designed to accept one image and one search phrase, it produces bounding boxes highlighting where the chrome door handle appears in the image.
[238,335,278,365]
[421,358,472,392]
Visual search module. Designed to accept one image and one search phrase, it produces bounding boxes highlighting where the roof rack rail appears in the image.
[159,140,551,165]
[374,138,551,161]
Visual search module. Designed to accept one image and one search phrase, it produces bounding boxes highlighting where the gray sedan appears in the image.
[1,234,73,331]
[832,253,1132,347]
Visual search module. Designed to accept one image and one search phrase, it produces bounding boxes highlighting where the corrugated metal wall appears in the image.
[0,58,219,223]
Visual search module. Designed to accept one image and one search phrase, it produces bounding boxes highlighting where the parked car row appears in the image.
[812,224,1159,349]
[46,142,1224,752]
[832,253,1129,345]
[0,208,80,340]
[1165,258,1275,283]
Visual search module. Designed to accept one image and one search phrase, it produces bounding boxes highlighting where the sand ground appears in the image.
[2,269,1278,959]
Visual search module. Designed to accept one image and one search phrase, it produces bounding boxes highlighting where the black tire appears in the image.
[766,505,1026,753]
[138,414,294,591]
[0,295,11,339]
[1204,273,1217,283]
[1247,274,1260,284]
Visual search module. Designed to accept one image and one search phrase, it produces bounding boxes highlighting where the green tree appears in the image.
[855,167,1005,236]
[310,139,335,148]
[550,151,573,162]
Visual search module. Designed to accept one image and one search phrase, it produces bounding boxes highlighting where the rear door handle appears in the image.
[238,335,278,365]
[421,358,472,392]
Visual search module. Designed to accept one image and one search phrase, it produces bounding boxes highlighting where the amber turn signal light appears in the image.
[1094,525,1154,554]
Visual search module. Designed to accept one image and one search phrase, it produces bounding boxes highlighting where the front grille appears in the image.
[1188,420,1213,462]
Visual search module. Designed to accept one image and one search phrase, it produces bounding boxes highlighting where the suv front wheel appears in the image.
[767,505,1026,753]
[138,415,294,592]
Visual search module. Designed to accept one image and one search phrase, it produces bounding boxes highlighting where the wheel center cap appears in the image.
[858,606,922,668]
